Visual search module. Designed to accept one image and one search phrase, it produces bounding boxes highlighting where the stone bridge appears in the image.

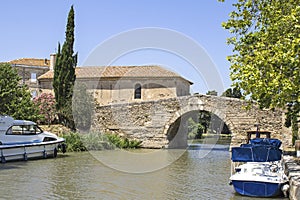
[92,94,292,148]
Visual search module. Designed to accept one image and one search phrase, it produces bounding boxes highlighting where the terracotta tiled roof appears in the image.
[9,58,50,67]
[38,65,193,84]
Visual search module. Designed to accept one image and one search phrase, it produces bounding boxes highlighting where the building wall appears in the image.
[175,79,190,96]
[88,78,190,105]
[39,77,191,105]
[12,65,49,98]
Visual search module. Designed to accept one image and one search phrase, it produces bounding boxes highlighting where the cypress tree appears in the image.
[53,6,77,130]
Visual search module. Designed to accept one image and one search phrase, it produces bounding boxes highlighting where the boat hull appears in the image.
[232,180,284,197]
[0,139,65,163]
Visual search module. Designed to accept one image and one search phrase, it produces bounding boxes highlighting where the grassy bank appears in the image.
[188,134,232,145]
[59,132,142,152]
[40,125,142,152]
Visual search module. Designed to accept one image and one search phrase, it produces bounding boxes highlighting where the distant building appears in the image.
[6,54,193,104]
[38,64,193,105]
[8,56,53,98]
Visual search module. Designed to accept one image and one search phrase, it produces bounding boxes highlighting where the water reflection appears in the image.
[0,145,288,200]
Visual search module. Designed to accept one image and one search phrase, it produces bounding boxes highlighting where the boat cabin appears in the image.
[6,124,43,135]
[6,121,43,135]
[0,116,42,136]
[0,116,66,162]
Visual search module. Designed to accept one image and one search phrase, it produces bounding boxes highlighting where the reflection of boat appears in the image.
[229,136,289,197]
[0,116,66,163]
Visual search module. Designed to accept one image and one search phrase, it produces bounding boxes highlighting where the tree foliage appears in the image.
[187,111,231,139]
[53,6,77,130]
[206,90,218,96]
[222,0,300,142]
[188,117,205,139]
[221,87,242,99]
[0,63,40,121]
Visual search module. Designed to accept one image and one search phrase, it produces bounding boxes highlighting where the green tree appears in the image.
[188,117,205,139]
[221,87,242,99]
[0,63,40,121]
[53,6,77,130]
[222,0,300,143]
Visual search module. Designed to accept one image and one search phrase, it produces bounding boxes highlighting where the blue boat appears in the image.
[229,137,289,197]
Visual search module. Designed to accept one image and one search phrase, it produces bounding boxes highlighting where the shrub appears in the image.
[59,132,87,152]
[81,132,114,150]
[59,131,142,152]
[105,133,142,149]
[33,93,56,125]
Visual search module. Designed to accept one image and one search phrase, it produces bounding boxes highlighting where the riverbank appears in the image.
[39,125,142,151]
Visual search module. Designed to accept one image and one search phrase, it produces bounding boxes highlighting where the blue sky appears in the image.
[0,0,235,94]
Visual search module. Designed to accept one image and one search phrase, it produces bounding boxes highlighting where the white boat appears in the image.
[229,137,289,197]
[0,115,66,163]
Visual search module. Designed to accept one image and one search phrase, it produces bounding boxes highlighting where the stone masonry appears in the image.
[92,94,292,148]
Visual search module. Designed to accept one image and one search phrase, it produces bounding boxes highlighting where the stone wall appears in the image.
[92,94,292,148]
[284,156,300,200]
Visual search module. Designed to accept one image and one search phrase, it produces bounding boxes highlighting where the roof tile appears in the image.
[38,65,192,84]
[9,58,50,67]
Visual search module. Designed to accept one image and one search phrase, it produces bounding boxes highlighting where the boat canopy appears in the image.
[231,138,282,162]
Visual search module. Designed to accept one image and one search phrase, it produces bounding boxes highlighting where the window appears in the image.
[30,73,37,83]
[134,84,141,99]
[6,125,43,135]
[31,90,37,98]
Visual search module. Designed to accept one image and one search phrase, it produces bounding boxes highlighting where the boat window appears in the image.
[12,126,22,135]
[6,127,13,135]
[6,125,43,135]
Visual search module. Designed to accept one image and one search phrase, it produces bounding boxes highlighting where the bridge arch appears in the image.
[163,99,236,148]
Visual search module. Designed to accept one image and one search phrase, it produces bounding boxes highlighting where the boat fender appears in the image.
[1,156,5,163]
[23,153,28,161]
[61,143,67,153]
[228,181,232,185]
[53,148,57,158]
[43,150,47,159]
[281,184,289,198]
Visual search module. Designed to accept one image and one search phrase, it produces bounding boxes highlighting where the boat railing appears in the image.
[0,138,64,149]
[0,139,65,163]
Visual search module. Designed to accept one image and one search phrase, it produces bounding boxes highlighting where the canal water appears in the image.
[0,144,288,200]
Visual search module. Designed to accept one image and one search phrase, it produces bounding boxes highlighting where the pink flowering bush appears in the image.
[33,93,57,125]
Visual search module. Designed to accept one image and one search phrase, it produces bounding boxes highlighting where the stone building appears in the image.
[5,54,192,104]
[8,57,52,98]
[38,65,193,105]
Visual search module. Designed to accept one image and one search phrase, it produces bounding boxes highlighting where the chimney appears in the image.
[50,53,56,71]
